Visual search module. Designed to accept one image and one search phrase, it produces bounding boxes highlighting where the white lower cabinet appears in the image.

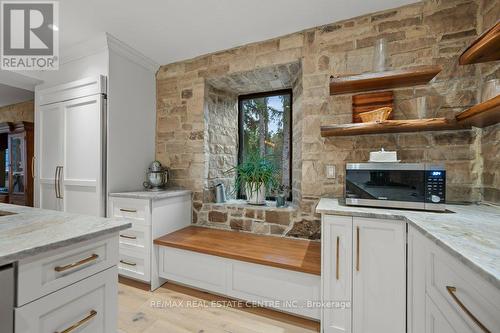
[409,225,500,333]
[15,264,117,333]
[321,215,406,333]
[108,193,192,290]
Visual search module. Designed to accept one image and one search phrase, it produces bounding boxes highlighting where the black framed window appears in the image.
[238,89,292,200]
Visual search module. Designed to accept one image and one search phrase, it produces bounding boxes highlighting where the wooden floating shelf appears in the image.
[330,65,442,95]
[455,95,500,128]
[459,21,500,65]
[321,118,469,137]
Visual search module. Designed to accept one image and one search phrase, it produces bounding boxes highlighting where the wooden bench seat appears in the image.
[154,226,321,275]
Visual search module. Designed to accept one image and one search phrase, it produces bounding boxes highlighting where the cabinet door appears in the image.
[37,103,64,211]
[62,95,105,216]
[322,215,352,333]
[426,295,467,333]
[352,217,406,333]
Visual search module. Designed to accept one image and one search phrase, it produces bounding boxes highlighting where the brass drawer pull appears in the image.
[55,310,97,333]
[356,226,360,272]
[446,286,491,333]
[54,254,99,272]
[120,260,137,266]
[120,234,137,240]
[336,236,340,280]
[120,208,137,213]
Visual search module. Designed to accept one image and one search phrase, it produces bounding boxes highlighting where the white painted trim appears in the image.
[106,33,159,73]
[36,76,106,105]
[59,34,109,65]
[0,70,42,91]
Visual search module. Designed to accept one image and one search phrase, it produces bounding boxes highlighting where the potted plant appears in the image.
[226,154,278,205]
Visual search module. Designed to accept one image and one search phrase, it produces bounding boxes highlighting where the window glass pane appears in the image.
[240,92,291,198]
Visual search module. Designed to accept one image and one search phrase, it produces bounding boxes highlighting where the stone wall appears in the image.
[0,100,34,123]
[205,85,238,199]
[478,0,500,204]
[157,0,500,239]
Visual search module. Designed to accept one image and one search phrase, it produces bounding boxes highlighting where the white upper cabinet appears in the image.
[36,78,106,216]
[35,34,157,216]
[38,103,64,211]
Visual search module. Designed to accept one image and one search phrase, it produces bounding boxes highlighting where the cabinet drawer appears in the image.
[17,235,118,306]
[119,223,150,252]
[427,244,500,332]
[15,266,117,333]
[158,247,226,294]
[118,248,150,282]
[110,197,149,224]
[229,261,321,320]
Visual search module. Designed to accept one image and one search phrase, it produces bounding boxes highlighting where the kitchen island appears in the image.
[317,198,500,333]
[0,203,131,333]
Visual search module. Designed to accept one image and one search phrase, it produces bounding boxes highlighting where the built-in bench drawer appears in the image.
[229,261,321,319]
[17,234,118,306]
[15,266,117,333]
[118,248,149,282]
[426,242,500,333]
[159,246,226,294]
[157,246,320,319]
[110,197,150,224]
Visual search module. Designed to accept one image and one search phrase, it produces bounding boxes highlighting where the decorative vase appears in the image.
[245,183,266,205]
[372,38,388,72]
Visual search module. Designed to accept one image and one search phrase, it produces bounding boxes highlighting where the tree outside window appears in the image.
[238,90,292,199]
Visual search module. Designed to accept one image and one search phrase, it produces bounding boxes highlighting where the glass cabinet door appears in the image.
[9,134,25,194]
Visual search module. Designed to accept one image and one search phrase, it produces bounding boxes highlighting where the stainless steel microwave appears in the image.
[345,163,446,211]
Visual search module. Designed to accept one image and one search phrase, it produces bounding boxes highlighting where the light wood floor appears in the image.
[118,279,320,333]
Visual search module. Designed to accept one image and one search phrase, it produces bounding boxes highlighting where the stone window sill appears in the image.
[207,199,298,212]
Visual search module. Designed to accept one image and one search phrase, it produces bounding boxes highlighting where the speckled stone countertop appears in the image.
[317,198,500,289]
[109,188,192,200]
[0,204,131,266]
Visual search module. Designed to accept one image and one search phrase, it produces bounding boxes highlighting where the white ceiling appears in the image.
[0,84,34,107]
[59,0,417,65]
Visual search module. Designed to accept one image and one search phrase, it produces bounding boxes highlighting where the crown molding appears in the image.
[59,34,109,65]
[105,33,159,73]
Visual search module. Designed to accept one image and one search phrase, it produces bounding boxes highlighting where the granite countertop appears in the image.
[0,204,131,266]
[316,198,500,289]
[109,188,192,200]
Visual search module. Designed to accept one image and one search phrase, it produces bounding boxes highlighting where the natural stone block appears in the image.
[378,16,421,32]
[230,219,252,231]
[253,223,270,235]
[208,211,227,223]
[423,2,477,34]
[433,131,475,145]
[245,209,255,218]
[270,224,286,235]
[265,211,291,225]
[181,89,193,99]
[356,31,405,48]
[371,10,398,22]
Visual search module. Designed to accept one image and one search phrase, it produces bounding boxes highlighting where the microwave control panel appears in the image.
[425,170,445,203]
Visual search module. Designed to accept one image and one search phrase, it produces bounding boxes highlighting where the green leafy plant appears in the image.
[225,153,279,199]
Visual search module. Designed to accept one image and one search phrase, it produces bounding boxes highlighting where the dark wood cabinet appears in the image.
[0,122,34,206]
